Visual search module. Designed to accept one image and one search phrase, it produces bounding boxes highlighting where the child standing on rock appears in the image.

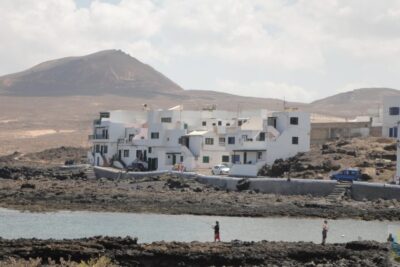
[322,220,329,245]
[213,221,221,242]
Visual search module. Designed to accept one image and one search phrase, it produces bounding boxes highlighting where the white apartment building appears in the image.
[382,96,400,138]
[88,107,310,177]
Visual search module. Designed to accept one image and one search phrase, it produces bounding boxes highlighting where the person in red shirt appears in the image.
[213,221,220,242]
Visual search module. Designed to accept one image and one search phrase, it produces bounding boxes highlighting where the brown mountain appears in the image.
[0,50,183,97]
[307,88,400,117]
[0,49,398,154]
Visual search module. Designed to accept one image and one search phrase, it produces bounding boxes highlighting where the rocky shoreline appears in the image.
[1,147,400,221]
[0,236,391,266]
[1,173,400,221]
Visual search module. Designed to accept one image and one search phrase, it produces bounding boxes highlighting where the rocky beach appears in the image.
[0,237,391,266]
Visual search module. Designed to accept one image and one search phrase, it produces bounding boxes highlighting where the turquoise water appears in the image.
[0,208,398,243]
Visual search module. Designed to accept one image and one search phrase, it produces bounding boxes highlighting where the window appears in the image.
[203,156,210,163]
[389,107,400,115]
[124,150,130,157]
[222,155,229,162]
[180,156,184,162]
[205,138,214,145]
[212,123,216,126]
[257,152,262,159]
[161,117,172,123]
[218,121,222,126]
[151,132,159,139]
[238,120,243,126]
[103,145,108,154]
[228,137,235,144]
[202,121,206,126]
[389,127,398,138]
[136,150,142,159]
[128,134,135,141]
[232,155,240,163]
[95,145,100,153]
[290,117,299,125]
[226,123,230,126]
[259,132,265,141]
[292,136,299,145]
[148,147,152,153]
[219,137,226,144]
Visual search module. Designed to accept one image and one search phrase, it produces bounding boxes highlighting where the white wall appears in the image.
[382,96,400,138]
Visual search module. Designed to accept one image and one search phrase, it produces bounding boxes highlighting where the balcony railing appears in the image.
[88,134,108,140]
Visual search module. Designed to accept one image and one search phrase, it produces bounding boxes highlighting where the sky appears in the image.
[1,0,400,103]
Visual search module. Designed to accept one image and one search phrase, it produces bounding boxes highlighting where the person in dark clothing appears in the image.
[214,221,220,242]
[322,220,328,245]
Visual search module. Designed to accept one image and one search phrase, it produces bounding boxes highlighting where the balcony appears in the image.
[88,134,108,140]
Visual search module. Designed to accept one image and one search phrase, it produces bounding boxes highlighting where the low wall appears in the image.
[193,175,336,197]
[352,181,400,201]
[94,167,400,200]
[94,166,170,179]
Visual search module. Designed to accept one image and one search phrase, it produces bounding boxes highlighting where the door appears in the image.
[244,152,247,164]
[172,154,176,165]
[118,150,122,160]
[148,158,159,171]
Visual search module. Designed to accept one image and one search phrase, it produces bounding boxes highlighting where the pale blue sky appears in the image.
[1,0,399,103]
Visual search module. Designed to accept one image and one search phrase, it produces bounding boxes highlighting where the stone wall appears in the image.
[352,181,400,201]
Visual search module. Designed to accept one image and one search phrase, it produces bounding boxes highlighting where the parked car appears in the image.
[330,168,361,182]
[212,164,230,175]
[126,162,147,172]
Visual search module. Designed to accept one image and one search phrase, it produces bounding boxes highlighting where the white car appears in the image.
[212,164,230,175]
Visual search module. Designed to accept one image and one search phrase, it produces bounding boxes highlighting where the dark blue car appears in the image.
[330,168,361,182]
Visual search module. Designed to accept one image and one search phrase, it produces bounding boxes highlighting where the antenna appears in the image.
[283,97,286,110]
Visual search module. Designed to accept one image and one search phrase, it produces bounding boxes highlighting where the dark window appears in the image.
[290,117,299,125]
[148,147,152,153]
[136,150,142,159]
[180,156,184,162]
[238,120,243,126]
[212,123,216,126]
[232,155,240,163]
[257,152,262,159]
[205,138,214,145]
[389,127,398,138]
[389,107,400,115]
[128,134,135,141]
[219,137,226,144]
[218,121,222,126]
[228,137,235,144]
[103,145,108,154]
[222,155,229,162]
[259,132,265,141]
[203,156,210,163]
[292,136,299,145]
[124,150,130,157]
[226,123,230,126]
[202,121,206,126]
[151,132,159,139]
[95,145,100,153]
[161,117,172,123]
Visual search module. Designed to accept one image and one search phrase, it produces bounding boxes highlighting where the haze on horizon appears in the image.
[1,0,399,103]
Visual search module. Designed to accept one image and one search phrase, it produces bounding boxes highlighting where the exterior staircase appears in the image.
[85,166,96,179]
[326,181,352,202]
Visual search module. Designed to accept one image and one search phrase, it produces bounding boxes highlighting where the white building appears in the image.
[382,96,400,138]
[88,107,310,177]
